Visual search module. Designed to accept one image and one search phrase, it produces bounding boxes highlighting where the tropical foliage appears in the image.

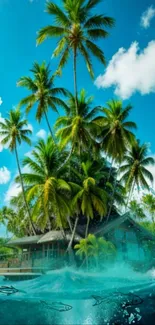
[0,109,36,235]
[55,89,99,156]
[74,234,116,268]
[17,62,69,138]
[37,0,114,110]
[142,194,155,224]
[0,0,154,267]
[129,200,146,220]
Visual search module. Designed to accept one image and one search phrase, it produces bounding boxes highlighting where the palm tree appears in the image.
[55,89,99,160]
[74,237,89,267]
[0,206,30,237]
[17,62,69,138]
[74,234,116,268]
[142,194,155,224]
[0,109,36,235]
[68,160,107,250]
[87,234,116,267]
[129,200,146,220]
[36,0,114,112]
[94,100,137,162]
[94,100,137,220]
[17,137,71,233]
[120,140,154,208]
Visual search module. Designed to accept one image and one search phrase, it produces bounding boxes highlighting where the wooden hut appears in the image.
[7,231,81,271]
[7,213,155,271]
[77,212,155,269]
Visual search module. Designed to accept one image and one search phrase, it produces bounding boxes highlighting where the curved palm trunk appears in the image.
[15,145,36,235]
[125,180,135,212]
[43,109,54,140]
[85,217,90,238]
[66,216,79,252]
[47,214,52,231]
[106,162,120,223]
[73,46,78,115]
[107,159,114,181]
[67,216,73,233]
[57,145,74,171]
[151,213,155,225]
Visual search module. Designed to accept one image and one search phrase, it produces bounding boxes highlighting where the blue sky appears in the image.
[0,0,155,235]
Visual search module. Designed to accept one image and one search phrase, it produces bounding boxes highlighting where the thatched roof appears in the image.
[38,231,81,244]
[7,231,82,247]
[7,213,155,247]
[7,235,42,246]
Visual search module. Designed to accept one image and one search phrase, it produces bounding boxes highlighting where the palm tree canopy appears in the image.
[55,89,99,153]
[16,137,71,230]
[120,140,154,191]
[129,200,146,220]
[74,234,116,259]
[17,61,69,121]
[0,109,32,151]
[70,159,107,220]
[86,234,116,258]
[37,0,115,78]
[94,100,137,161]
[142,194,155,215]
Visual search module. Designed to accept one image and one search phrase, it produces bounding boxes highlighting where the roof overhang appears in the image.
[7,235,43,247]
[7,231,82,247]
[38,231,81,244]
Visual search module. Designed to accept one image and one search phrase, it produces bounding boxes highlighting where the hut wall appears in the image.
[106,225,147,263]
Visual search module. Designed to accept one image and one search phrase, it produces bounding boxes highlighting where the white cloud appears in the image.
[0,167,11,184]
[95,41,155,99]
[5,182,21,203]
[0,97,3,106]
[141,5,155,29]
[36,129,47,139]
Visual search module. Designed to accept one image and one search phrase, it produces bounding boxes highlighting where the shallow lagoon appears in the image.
[0,264,155,325]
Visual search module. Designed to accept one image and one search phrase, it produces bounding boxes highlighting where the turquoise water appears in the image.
[0,264,155,324]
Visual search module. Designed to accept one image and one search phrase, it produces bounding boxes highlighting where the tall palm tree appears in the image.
[94,100,137,162]
[0,109,36,234]
[17,137,71,233]
[36,0,114,112]
[94,100,137,220]
[17,62,69,138]
[120,140,154,207]
[67,160,107,253]
[55,89,99,161]
[142,194,155,224]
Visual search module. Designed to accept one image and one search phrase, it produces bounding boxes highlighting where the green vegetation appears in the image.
[0,0,155,263]
[0,238,17,262]
[75,234,116,268]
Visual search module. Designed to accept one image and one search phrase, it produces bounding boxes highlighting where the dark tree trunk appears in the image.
[85,217,90,238]
[15,145,36,235]
[44,109,54,140]
[66,216,79,252]
[73,46,78,115]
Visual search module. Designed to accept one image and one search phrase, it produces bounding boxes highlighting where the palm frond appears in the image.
[37,26,68,44]
[85,40,106,65]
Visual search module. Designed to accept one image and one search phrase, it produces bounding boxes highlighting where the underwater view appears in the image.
[0,264,155,325]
